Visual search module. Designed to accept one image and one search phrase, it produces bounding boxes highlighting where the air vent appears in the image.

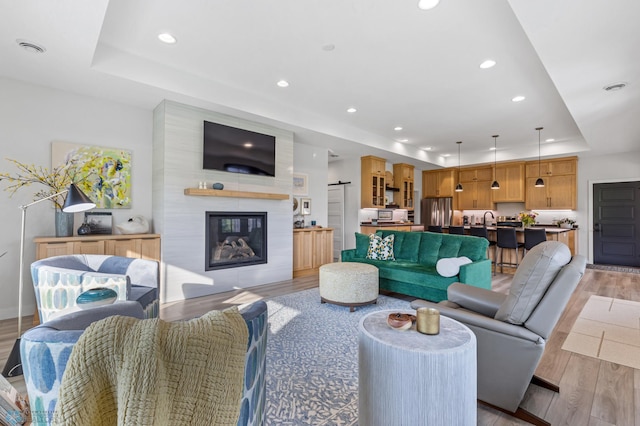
[16,40,46,53]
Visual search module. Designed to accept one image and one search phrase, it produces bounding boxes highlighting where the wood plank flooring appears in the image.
[2,268,639,425]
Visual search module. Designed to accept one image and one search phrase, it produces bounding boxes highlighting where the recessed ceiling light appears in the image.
[603,82,627,91]
[16,39,46,53]
[512,95,526,102]
[243,142,253,148]
[347,107,357,113]
[158,33,177,44]
[479,59,496,69]
[489,147,496,151]
[422,147,432,151]
[397,138,409,143]
[442,153,451,157]
[394,126,403,131]
[322,44,335,52]
[277,80,289,88]
[545,138,555,142]
[418,0,440,10]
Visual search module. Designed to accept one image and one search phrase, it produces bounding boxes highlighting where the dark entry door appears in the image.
[593,181,640,267]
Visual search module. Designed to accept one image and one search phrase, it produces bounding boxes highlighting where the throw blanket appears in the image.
[53,308,248,426]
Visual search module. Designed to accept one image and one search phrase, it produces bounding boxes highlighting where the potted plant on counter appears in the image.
[557,218,576,229]
[517,211,538,227]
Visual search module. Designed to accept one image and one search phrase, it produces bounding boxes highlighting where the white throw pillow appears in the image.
[436,256,472,277]
[366,234,395,261]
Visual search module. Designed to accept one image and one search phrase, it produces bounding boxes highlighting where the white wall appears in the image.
[153,100,294,303]
[293,143,329,227]
[0,77,152,320]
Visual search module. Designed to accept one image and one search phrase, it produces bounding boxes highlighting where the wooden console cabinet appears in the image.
[293,228,334,277]
[34,234,161,262]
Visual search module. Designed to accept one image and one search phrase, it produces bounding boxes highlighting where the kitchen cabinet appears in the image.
[422,169,456,198]
[457,166,494,210]
[34,234,161,262]
[525,157,577,210]
[293,228,334,277]
[492,162,525,203]
[361,155,387,208]
[393,163,415,210]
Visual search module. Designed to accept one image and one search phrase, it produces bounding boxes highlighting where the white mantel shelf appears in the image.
[184,188,289,200]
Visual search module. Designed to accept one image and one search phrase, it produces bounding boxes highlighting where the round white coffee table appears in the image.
[358,310,477,425]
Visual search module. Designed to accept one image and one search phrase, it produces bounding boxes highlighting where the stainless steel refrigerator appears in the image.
[420,197,453,227]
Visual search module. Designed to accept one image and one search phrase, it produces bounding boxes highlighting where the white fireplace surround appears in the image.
[153,100,294,303]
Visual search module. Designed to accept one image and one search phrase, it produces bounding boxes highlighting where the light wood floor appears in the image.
[2,268,639,425]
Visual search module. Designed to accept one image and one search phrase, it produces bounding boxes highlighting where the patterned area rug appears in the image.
[264,288,412,425]
[562,295,640,369]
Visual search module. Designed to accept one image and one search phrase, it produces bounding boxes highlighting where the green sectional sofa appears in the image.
[341,230,492,302]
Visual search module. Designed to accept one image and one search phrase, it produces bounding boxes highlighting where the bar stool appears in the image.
[428,225,443,233]
[496,227,525,273]
[524,228,547,256]
[448,226,465,235]
[469,226,497,274]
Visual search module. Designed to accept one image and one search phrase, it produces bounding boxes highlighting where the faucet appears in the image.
[483,211,494,227]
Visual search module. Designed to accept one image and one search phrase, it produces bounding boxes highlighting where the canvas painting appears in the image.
[52,142,132,208]
[293,173,308,196]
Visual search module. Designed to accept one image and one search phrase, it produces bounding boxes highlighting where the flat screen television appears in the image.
[203,120,276,177]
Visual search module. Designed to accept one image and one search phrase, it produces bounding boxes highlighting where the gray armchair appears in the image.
[411,241,587,426]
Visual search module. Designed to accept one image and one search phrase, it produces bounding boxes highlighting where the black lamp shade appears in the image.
[491,180,500,189]
[62,184,96,213]
[455,183,463,192]
[534,178,545,188]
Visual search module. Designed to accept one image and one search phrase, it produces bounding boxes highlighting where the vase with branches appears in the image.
[0,157,93,236]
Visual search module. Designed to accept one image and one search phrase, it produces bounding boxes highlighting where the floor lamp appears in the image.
[2,183,95,377]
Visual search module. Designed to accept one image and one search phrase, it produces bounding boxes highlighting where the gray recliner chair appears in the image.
[411,241,587,426]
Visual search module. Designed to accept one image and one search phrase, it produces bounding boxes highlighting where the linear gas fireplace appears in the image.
[205,211,267,271]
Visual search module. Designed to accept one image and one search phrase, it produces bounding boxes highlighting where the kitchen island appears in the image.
[360,223,425,234]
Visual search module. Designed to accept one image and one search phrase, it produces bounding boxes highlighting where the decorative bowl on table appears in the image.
[387,313,416,331]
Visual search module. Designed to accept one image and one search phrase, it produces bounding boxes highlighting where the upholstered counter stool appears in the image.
[319,262,379,312]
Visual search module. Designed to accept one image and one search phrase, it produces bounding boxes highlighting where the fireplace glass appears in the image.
[205,211,267,271]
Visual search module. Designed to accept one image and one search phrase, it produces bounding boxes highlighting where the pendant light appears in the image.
[455,141,463,192]
[535,127,545,187]
[491,134,500,190]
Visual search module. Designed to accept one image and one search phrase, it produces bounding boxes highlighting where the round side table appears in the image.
[358,310,477,425]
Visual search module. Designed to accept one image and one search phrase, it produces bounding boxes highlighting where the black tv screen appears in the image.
[203,121,276,177]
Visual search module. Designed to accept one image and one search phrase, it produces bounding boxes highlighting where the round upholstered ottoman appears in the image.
[319,262,379,312]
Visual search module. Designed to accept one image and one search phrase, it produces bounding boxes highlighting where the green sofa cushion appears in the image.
[417,232,443,266]
[379,230,420,263]
[355,232,371,258]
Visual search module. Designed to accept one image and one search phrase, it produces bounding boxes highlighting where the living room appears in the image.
[1,1,639,425]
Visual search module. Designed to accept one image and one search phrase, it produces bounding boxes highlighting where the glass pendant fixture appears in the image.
[535,127,545,187]
[455,141,463,192]
[491,134,500,190]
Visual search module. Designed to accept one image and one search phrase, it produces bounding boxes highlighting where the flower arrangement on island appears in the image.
[557,218,576,228]
[517,211,538,227]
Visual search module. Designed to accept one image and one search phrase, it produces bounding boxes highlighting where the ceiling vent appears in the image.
[16,40,46,53]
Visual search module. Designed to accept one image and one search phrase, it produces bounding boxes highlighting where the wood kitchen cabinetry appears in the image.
[361,156,387,208]
[492,162,525,203]
[393,163,415,210]
[456,166,494,210]
[293,228,334,277]
[34,234,161,261]
[525,157,577,210]
[422,169,456,198]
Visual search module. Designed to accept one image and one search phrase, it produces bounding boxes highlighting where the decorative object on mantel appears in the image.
[387,313,415,331]
[517,211,538,227]
[77,222,91,235]
[293,197,299,214]
[212,182,224,190]
[116,215,150,234]
[52,142,132,209]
